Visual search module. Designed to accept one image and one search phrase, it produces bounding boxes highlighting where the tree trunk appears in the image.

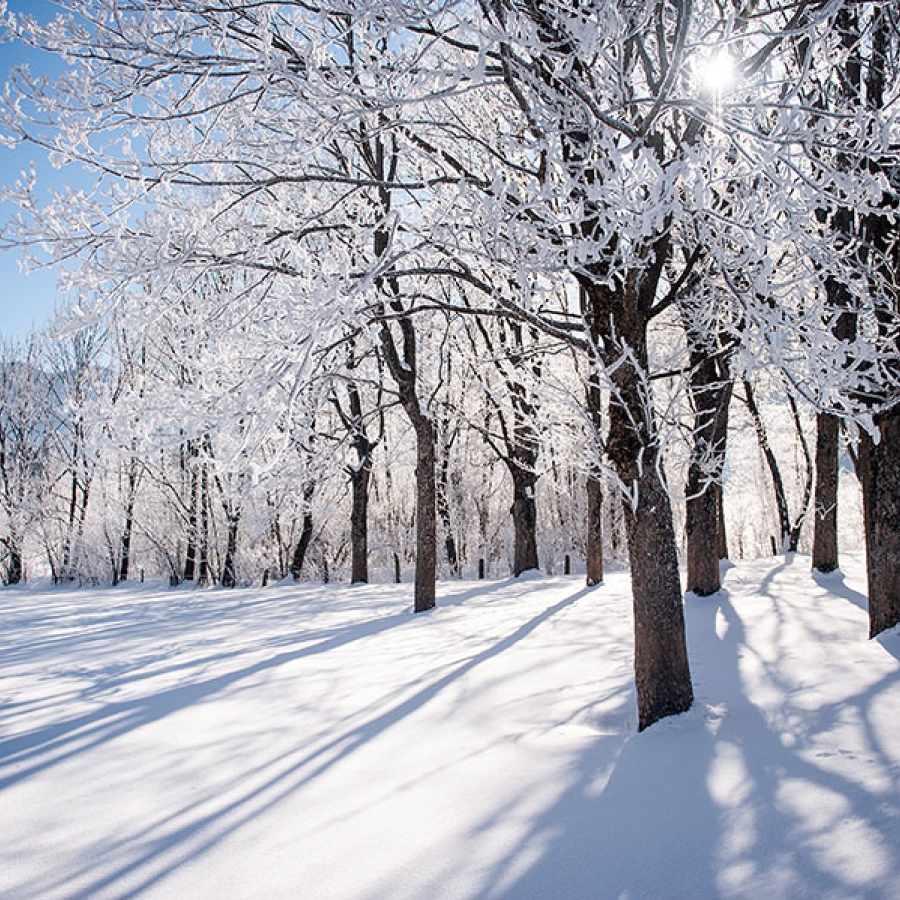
[603,314,693,731]
[378,318,437,614]
[118,496,135,583]
[585,473,604,586]
[812,411,841,574]
[413,417,437,612]
[744,378,789,551]
[221,511,240,588]
[183,446,199,583]
[585,359,604,587]
[350,453,372,584]
[290,510,314,580]
[623,463,693,731]
[436,447,460,576]
[198,462,210,586]
[685,483,720,596]
[117,460,139,583]
[511,468,539,576]
[4,541,23,585]
[339,376,375,585]
[715,483,728,561]
[685,380,733,596]
[859,414,900,638]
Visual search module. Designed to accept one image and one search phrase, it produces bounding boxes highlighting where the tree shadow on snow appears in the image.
[474,580,900,900]
[6,581,591,900]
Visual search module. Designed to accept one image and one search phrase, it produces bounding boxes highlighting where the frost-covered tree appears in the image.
[0,337,51,583]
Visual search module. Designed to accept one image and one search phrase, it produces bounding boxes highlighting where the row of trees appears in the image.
[0,304,837,591]
[1,0,898,729]
[0,307,621,589]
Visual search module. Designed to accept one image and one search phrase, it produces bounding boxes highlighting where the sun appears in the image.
[700,50,736,95]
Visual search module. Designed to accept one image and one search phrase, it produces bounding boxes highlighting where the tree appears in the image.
[681,284,736,595]
[466,316,543,577]
[852,8,900,638]
[0,337,50,584]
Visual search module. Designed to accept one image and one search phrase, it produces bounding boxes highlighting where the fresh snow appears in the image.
[1,554,898,899]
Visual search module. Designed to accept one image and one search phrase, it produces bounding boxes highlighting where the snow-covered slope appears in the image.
[1,555,898,899]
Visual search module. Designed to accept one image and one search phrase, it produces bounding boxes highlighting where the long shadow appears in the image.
[11,583,591,900]
[0,607,413,790]
[478,578,900,899]
[813,568,869,612]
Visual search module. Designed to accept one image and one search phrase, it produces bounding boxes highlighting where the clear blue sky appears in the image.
[0,0,73,341]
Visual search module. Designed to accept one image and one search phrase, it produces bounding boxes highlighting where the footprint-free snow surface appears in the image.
[1,554,899,899]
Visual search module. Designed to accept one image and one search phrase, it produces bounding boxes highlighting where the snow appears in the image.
[1,555,899,900]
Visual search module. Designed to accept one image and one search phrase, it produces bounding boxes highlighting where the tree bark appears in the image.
[511,467,539,576]
[585,473,604,586]
[412,416,438,611]
[350,463,371,584]
[715,484,728,561]
[859,414,900,638]
[593,272,693,732]
[436,440,460,575]
[198,462,210,587]
[743,379,812,553]
[3,540,23,585]
[812,411,841,573]
[290,510,314,581]
[183,443,199,583]
[221,509,240,588]
[585,364,604,587]
[685,379,733,595]
[338,377,375,585]
[623,460,693,731]
[378,317,437,613]
[117,459,139,584]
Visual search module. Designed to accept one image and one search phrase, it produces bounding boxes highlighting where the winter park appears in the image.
[1,2,899,898]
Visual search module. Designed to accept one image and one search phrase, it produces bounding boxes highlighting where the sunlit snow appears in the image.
[1,555,898,899]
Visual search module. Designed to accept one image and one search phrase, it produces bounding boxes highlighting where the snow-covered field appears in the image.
[1,555,898,900]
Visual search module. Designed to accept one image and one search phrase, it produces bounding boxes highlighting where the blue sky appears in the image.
[0,0,72,340]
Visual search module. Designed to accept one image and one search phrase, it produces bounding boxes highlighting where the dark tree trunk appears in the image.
[471,317,542,579]
[686,484,720,596]
[585,367,604,587]
[859,414,900,638]
[436,444,460,576]
[4,541,23,585]
[290,510,314,581]
[378,317,437,614]
[221,511,240,588]
[715,483,728,561]
[350,447,372,584]
[412,417,437,611]
[593,273,693,732]
[685,379,733,596]
[585,473,604,586]
[511,468,539,576]
[198,463,210,587]
[183,445,199,583]
[117,460,139,584]
[336,377,375,585]
[118,497,135,584]
[812,411,841,574]
[622,460,693,731]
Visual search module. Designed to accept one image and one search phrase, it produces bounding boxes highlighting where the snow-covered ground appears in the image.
[1,554,898,900]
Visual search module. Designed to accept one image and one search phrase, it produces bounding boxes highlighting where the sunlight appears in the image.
[700,49,736,95]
